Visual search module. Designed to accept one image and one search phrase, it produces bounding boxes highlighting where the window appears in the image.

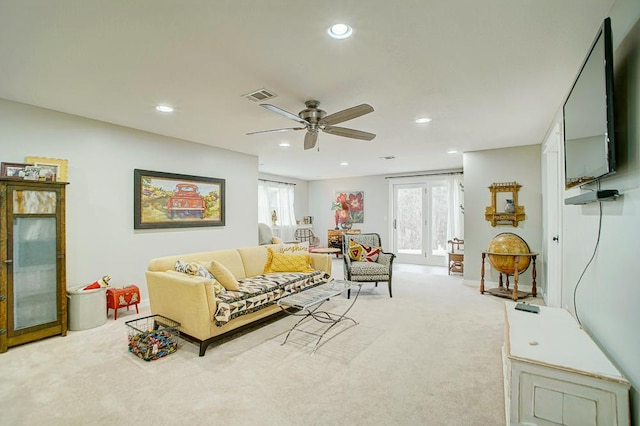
[258,180,296,241]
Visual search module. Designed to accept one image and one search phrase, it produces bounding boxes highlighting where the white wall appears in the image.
[309,175,389,247]
[555,2,640,420]
[462,145,543,292]
[0,99,258,300]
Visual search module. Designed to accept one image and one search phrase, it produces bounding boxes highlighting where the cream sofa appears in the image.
[146,244,332,356]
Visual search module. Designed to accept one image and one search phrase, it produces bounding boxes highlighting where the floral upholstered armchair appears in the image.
[343,233,396,298]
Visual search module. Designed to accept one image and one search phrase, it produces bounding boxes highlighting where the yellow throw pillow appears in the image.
[348,240,364,261]
[264,248,314,273]
[206,260,240,291]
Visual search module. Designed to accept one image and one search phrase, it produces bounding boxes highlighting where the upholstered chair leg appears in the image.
[347,288,351,299]
[375,282,378,287]
[388,279,393,298]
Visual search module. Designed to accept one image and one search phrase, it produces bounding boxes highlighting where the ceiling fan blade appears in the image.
[246,127,305,136]
[322,125,376,141]
[321,104,374,126]
[304,131,318,150]
[260,104,309,126]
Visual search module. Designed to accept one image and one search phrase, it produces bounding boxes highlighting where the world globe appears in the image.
[487,233,531,275]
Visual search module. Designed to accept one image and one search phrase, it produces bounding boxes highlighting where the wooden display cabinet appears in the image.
[327,229,361,254]
[0,179,68,353]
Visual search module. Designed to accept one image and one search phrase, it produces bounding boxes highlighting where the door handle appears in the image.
[552,235,559,242]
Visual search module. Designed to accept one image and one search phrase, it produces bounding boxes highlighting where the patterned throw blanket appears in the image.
[214,271,329,326]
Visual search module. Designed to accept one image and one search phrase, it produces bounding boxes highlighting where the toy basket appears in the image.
[125,315,180,361]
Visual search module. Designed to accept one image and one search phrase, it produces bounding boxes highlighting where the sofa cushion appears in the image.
[209,249,247,280]
[238,245,272,278]
[264,248,314,273]
[213,271,328,325]
[206,260,240,291]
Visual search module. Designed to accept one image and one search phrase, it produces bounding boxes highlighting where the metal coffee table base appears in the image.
[278,280,362,354]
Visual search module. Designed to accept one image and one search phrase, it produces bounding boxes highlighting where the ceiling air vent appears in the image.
[243,88,277,102]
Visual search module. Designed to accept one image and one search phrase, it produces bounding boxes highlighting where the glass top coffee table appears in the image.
[277,279,362,354]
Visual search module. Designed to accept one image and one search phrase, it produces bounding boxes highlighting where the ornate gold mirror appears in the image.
[485,181,525,226]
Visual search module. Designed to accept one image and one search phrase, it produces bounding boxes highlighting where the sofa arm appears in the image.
[309,253,332,276]
[146,270,216,341]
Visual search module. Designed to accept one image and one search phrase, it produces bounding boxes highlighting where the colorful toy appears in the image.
[82,274,111,290]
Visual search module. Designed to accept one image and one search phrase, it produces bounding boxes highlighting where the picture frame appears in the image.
[134,169,225,229]
[335,191,365,223]
[24,156,69,182]
[0,162,31,179]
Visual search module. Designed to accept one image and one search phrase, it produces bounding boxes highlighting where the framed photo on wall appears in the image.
[134,169,225,229]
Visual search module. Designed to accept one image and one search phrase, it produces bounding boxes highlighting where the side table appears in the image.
[309,247,342,258]
[106,285,141,320]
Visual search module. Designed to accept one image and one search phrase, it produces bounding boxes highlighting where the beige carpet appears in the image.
[0,260,513,425]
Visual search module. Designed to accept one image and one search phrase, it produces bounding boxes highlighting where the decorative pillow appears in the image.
[205,260,240,291]
[361,244,381,262]
[281,241,309,255]
[175,260,226,294]
[271,236,283,244]
[348,240,364,261]
[196,262,226,294]
[264,248,314,273]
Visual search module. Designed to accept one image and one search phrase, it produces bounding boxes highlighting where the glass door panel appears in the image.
[12,217,58,330]
[427,181,448,266]
[392,180,450,266]
[393,184,426,264]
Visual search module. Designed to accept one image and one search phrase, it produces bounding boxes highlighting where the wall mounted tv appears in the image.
[563,17,616,190]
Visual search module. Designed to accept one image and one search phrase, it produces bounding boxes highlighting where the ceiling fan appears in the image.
[247,100,376,150]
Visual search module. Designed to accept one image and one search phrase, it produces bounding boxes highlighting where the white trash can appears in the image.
[67,285,107,331]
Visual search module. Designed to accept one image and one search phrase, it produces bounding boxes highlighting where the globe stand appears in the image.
[486,286,529,300]
[480,251,538,301]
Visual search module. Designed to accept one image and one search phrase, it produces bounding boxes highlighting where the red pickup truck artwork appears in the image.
[166,183,206,219]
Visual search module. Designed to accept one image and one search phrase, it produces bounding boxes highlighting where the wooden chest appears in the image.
[106,285,140,320]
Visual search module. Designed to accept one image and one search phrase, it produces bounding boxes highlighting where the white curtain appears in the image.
[448,176,464,241]
[258,180,297,241]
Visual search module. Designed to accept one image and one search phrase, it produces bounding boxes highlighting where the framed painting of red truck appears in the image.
[134,169,225,229]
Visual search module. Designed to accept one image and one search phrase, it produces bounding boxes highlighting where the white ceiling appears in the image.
[0,0,614,180]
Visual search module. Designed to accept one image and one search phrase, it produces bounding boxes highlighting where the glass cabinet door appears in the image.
[9,188,59,333]
[12,217,58,330]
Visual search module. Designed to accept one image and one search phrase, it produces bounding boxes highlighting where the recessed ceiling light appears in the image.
[340,162,349,166]
[155,104,174,113]
[416,117,432,124]
[279,142,290,147]
[447,150,458,154]
[328,23,353,39]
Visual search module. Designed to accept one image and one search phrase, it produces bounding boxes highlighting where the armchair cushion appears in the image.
[349,261,390,278]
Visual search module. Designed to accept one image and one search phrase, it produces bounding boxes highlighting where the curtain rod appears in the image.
[385,171,463,179]
[259,178,296,186]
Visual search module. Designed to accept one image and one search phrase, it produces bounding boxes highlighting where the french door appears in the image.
[392,180,448,266]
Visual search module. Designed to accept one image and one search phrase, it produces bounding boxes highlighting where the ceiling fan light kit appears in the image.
[248,100,376,150]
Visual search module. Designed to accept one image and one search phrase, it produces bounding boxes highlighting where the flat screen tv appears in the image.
[563,17,615,190]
